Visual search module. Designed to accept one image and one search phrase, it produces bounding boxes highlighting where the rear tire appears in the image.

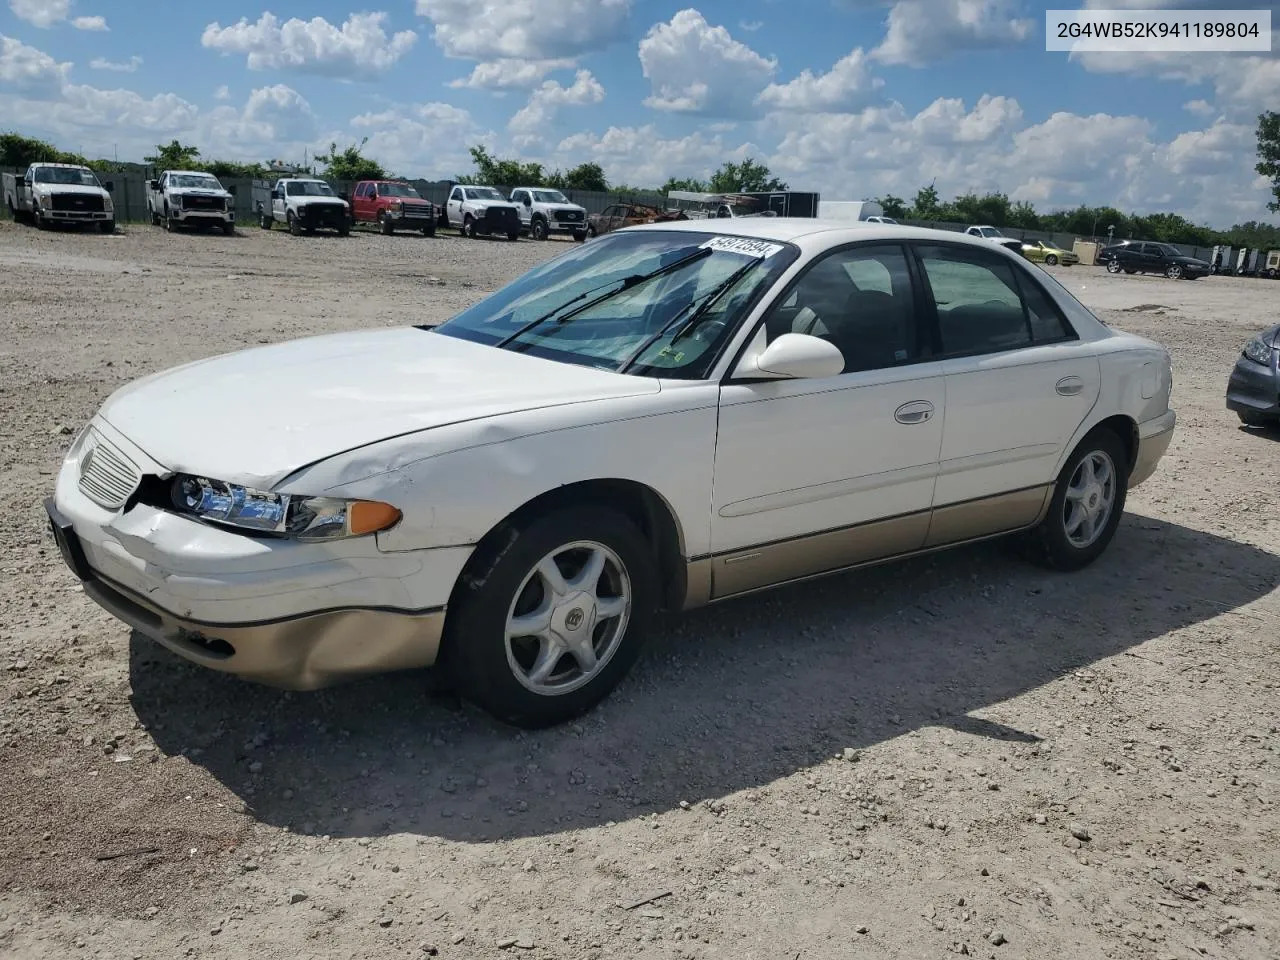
[440,505,658,729]
[1024,429,1129,572]
[1237,409,1275,428]
[259,208,272,230]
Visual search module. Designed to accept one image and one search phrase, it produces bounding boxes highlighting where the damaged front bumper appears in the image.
[47,420,469,690]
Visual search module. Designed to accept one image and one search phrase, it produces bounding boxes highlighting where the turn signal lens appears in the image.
[349,500,402,535]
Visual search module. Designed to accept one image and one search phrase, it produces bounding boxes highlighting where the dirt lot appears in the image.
[1,221,1277,960]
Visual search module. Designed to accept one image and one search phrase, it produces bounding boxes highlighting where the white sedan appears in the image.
[47,219,1176,727]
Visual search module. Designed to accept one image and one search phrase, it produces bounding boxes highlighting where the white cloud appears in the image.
[201,12,417,77]
[1183,99,1215,117]
[214,85,231,101]
[756,47,881,114]
[350,101,493,178]
[90,55,141,73]
[1162,119,1255,178]
[872,0,1034,66]
[555,123,760,187]
[509,68,604,142]
[739,20,762,32]
[448,57,575,90]
[639,9,776,117]
[909,93,1023,143]
[71,15,106,31]
[416,0,630,60]
[8,0,69,28]
[0,33,70,97]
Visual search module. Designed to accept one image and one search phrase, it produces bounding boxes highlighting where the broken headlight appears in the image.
[171,475,400,541]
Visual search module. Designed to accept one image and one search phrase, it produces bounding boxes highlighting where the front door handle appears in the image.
[1056,376,1084,397]
[895,400,935,424]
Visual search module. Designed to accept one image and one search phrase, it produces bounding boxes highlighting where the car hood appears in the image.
[292,196,347,205]
[97,328,660,488]
[547,204,586,214]
[34,183,106,196]
[466,199,519,210]
[1174,256,1210,267]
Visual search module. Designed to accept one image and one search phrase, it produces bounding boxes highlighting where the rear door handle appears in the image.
[1056,376,1084,397]
[894,400,935,424]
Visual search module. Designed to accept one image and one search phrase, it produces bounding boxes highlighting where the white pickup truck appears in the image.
[3,162,115,232]
[507,186,588,241]
[252,177,350,236]
[146,170,236,234]
[442,184,521,240]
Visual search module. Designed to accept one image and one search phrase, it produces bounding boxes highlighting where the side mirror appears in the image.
[739,333,845,380]
[104,182,114,193]
[523,196,532,206]
[369,189,378,200]
[148,179,158,190]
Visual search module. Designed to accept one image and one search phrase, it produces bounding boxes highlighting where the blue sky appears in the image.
[1,0,1276,226]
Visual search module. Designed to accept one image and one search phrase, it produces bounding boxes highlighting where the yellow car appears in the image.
[1020,239,1079,266]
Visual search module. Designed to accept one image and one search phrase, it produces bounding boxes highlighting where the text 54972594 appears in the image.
[1046,9,1271,52]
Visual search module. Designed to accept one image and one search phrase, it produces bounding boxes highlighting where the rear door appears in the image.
[911,241,1099,545]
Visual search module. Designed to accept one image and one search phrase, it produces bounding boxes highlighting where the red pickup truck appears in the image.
[349,179,437,236]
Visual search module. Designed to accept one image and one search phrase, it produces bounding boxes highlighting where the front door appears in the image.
[271,185,286,221]
[710,242,945,598]
[351,183,372,222]
[512,190,532,227]
[911,241,1099,546]
[447,187,464,226]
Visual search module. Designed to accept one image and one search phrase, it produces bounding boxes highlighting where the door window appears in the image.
[917,245,1033,356]
[760,244,922,374]
[450,187,462,201]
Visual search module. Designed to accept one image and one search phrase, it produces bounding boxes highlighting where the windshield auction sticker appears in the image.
[1046,9,1271,52]
[700,236,785,259]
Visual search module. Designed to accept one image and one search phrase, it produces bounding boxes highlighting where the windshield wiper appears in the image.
[615,254,764,373]
[494,246,713,349]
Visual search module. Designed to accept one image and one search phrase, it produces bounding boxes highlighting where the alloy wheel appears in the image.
[1063,450,1116,549]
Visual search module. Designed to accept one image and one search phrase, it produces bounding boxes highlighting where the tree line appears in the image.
[5,111,1278,248]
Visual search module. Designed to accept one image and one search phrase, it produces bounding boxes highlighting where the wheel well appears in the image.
[457,480,687,612]
[1088,415,1138,473]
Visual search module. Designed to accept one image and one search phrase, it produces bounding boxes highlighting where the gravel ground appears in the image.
[1,221,1277,960]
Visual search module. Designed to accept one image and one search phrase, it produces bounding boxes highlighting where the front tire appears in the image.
[380,213,394,235]
[221,221,235,236]
[1025,429,1129,572]
[462,215,476,238]
[1045,254,1058,266]
[99,220,115,234]
[33,205,46,230]
[573,230,587,243]
[441,505,658,728]
[531,217,548,241]
[1106,260,1121,274]
[507,228,520,242]
[1166,263,1183,280]
[1237,409,1275,428]
[288,212,301,236]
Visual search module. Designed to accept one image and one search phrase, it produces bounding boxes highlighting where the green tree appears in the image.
[1008,200,1041,229]
[909,182,940,219]
[562,161,608,192]
[0,132,87,167]
[205,159,267,180]
[877,194,907,219]
[315,137,386,181]
[458,145,546,186]
[144,139,200,169]
[707,157,786,193]
[1256,110,1280,213]
[661,176,709,193]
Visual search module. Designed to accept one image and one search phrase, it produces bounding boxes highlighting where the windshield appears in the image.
[171,174,222,190]
[532,190,569,204]
[980,227,1005,237]
[33,166,100,187]
[285,181,336,197]
[466,187,503,201]
[432,230,799,378]
[378,182,420,198]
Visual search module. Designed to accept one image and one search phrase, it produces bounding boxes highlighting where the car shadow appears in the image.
[130,514,1280,842]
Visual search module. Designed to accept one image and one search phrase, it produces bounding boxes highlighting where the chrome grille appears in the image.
[78,431,142,509]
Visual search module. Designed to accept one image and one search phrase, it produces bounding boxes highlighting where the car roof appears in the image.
[166,170,217,176]
[31,162,90,169]
[625,216,1028,252]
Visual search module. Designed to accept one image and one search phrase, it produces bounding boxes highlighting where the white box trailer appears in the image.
[816,200,886,222]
